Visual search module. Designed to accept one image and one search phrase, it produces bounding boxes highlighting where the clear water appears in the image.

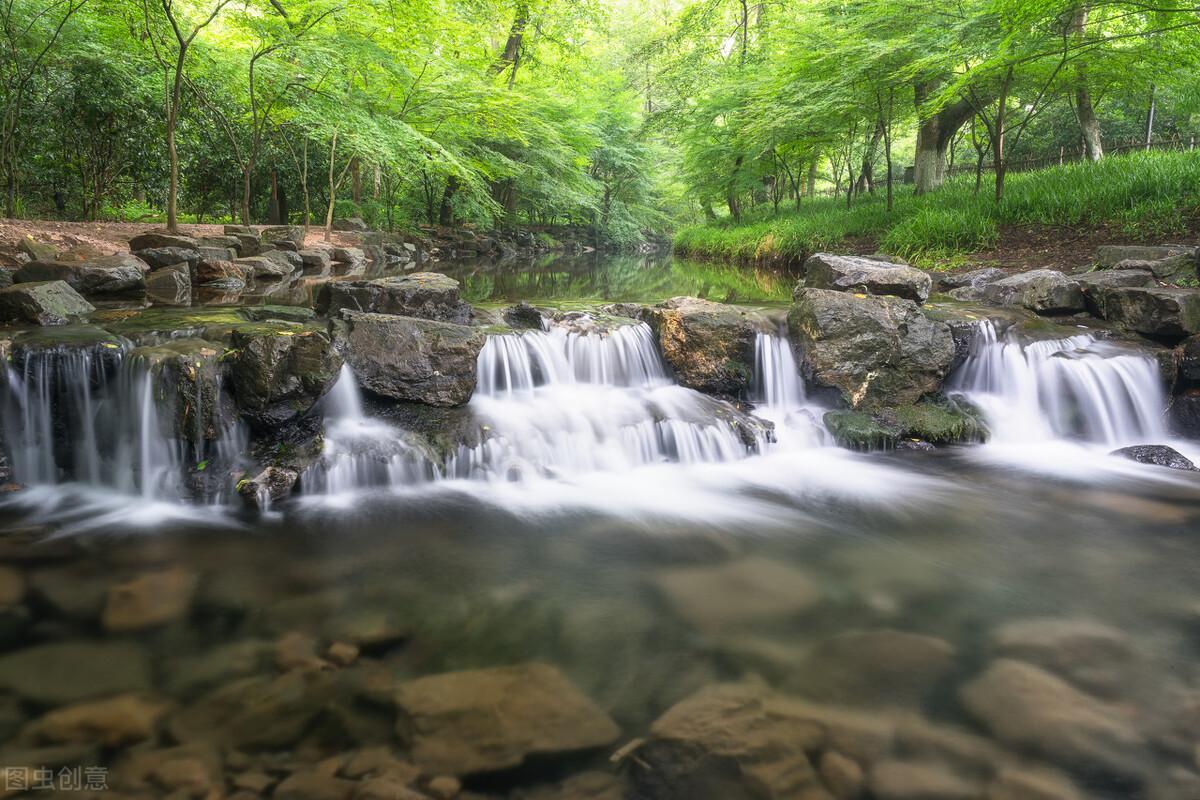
[2,276,1200,798]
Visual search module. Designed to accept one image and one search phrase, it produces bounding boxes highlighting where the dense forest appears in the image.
[3,0,1199,244]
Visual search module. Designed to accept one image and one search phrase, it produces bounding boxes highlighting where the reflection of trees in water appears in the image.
[437,253,791,304]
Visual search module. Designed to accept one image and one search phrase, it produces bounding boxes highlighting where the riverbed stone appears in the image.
[1096,286,1200,337]
[102,566,198,632]
[655,557,820,635]
[274,771,356,800]
[227,322,343,429]
[987,617,1135,696]
[787,629,956,709]
[790,289,954,409]
[1110,444,1197,472]
[979,269,1085,314]
[1115,255,1198,284]
[197,258,250,287]
[129,231,199,252]
[333,311,484,406]
[868,760,980,800]
[629,683,878,800]
[818,751,864,800]
[17,237,56,262]
[135,245,201,271]
[260,225,305,249]
[299,248,333,271]
[394,662,620,775]
[804,253,933,303]
[649,296,760,395]
[170,669,335,749]
[0,280,94,325]
[0,640,151,705]
[959,658,1147,781]
[236,254,293,279]
[986,767,1082,800]
[24,693,170,746]
[939,267,1006,292]
[321,273,472,323]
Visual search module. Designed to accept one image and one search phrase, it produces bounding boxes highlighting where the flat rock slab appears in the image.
[654,556,820,634]
[1096,244,1196,268]
[979,269,1085,314]
[334,311,484,406]
[0,280,94,325]
[15,255,148,295]
[804,253,932,303]
[1097,286,1200,337]
[0,641,151,705]
[394,662,619,775]
[128,231,199,252]
[321,273,471,323]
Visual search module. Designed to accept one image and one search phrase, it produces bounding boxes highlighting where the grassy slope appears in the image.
[673,151,1200,268]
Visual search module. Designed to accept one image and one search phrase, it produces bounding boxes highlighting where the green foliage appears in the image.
[678,150,1200,262]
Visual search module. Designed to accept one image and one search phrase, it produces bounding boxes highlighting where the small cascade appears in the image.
[457,320,761,481]
[0,338,246,502]
[950,320,1165,445]
[300,365,440,494]
[749,332,827,449]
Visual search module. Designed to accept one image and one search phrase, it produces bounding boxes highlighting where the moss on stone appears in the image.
[889,401,986,445]
[823,410,900,451]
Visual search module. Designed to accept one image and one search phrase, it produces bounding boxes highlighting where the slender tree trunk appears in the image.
[324,130,338,242]
[351,157,361,205]
[1145,84,1156,151]
[993,68,1012,203]
[166,47,187,232]
[241,165,252,225]
[300,138,311,231]
[883,90,894,212]
[438,174,458,226]
[1070,5,1103,161]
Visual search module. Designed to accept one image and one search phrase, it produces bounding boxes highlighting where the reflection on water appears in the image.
[437,253,792,305]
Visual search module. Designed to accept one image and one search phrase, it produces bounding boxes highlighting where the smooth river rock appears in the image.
[959,659,1147,781]
[655,557,820,635]
[987,617,1135,697]
[0,641,151,705]
[334,311,485,406]
[804,252,933,303]
[979,269,1085,314]
[393,662,620,774]
[1110,444,1198,472]
[789,289,954,409]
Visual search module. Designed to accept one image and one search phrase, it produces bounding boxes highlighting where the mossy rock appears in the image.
[823,410,900,451]
[888,400,987,445]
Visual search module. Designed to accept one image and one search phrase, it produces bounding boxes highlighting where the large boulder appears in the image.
[1095,244,1196,268]
[394,663,620,775]
[1115,255,1197,284]
[128,231,199,252]
[259,225,305,250]
[15,254,148,295]
[959,659,1146,781]
[938,267,1006,293]
[333,311,484,406]
[134,246,200,271]
[227,322,342,429]
[1096,286,1200,338]
[144,268,192,305]
[1076,269,1156,315]
[320,273,472,324]
[235,255,292,280]
[979,270,1085,314]
[0,280,94,325]
[130,340,230,446]
[649,297,760,396]
[196,259,249,288]
[804,253,933,303]
[789,289,954,409]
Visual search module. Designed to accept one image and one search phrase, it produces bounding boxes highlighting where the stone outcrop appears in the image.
[1096,244,1196,268]
[333,311,484,406]
[15,254,148,295]
[648,297,761,396]
[227,322,343,429]
[804,253,933,303]
[0,280,94,325]
[393,663,620,774]
[790,289,954,408]
[320,273,472,324]
[979,270,1085,314]
[1095,286,1200,338]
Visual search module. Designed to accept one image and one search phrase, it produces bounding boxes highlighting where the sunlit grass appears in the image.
[674,150,1200,263]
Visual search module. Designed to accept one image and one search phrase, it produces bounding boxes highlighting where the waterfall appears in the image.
[454,320,760,481]
[300,365,440,494]
[0,339,245,502]
[950,321,1165,446]
[749,332,827,449]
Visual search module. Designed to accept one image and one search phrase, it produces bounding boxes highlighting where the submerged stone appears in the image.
[102,566,198,632]
[393,662,620,775]
[0,641,151,705]
[655,557,820,635]
[23,693,170,746]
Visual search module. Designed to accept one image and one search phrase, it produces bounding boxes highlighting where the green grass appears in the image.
[674,150,1200,266]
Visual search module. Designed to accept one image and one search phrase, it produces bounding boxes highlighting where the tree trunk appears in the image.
[166,46,188,233]
[1070,5,1103,161]
[1145,84,1156,151]
[492,2,529,87]
[324,130,338,242]
[438,174,458,226]
[351,157,361,205]
[912,81,975,195]
[241,165,252,225]
[993,68,1012,203]
[806,156,818,197]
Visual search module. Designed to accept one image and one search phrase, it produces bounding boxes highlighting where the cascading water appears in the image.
[950,320,1165,446]
[749,331,827,449]
[0,337,246,503]
[454,321,764,481]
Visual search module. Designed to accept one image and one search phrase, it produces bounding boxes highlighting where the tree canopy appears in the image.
[3,0,1199,237]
